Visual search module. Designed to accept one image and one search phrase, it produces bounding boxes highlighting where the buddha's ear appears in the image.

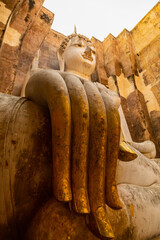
[57,49,65,71]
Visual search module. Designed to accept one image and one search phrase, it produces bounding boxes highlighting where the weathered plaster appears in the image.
[3,26,21,47]
[117,73,135,99]
[135,73,160,114]
[0,2,11,25]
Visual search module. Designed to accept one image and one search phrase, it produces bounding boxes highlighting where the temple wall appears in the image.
[103,2,160,155]
[38,29,65,70]
[0,0,160,155]
[0,0,53,95]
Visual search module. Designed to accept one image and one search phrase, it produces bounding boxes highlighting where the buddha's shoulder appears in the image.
[94,82,119,97]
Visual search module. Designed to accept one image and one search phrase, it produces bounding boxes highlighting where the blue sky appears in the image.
[44,0,159,41]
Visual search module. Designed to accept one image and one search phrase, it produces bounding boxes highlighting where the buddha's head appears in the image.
[57,34,96,80]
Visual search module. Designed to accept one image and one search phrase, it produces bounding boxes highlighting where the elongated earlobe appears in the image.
[57,49,65,71]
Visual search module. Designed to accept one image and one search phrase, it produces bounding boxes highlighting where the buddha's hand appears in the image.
[25,70,135,239]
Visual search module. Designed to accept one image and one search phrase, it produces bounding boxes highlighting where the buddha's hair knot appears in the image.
[59,34,92,53]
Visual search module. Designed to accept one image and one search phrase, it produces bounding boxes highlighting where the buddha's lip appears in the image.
[81,54,93,61]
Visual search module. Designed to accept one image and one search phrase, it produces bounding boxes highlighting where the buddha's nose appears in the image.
[84,46,92,55]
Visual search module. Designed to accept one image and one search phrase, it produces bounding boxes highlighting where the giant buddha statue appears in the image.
[0,32,160,240]
[24,33,126,239]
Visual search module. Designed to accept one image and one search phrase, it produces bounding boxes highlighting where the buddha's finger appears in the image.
[95,83,122,210]
[26,70,72,202]
[86,208,115,240]
[83,81,114,239]
[63,73,90,214]
[106,106,122,209]
[46,72,72,202]
[118,138,137,161]
[100,89,122,209]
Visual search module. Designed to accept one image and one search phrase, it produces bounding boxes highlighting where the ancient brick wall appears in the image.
[38,29,65,70]
[103,2,160,155]
[0,0,54,95]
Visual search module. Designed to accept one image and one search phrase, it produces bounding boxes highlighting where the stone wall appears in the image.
[0,0,160,155]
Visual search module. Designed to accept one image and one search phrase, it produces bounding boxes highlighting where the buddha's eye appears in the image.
[74,43,83,47]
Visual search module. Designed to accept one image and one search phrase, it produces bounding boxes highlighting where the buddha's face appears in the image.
[62,36,96,78]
